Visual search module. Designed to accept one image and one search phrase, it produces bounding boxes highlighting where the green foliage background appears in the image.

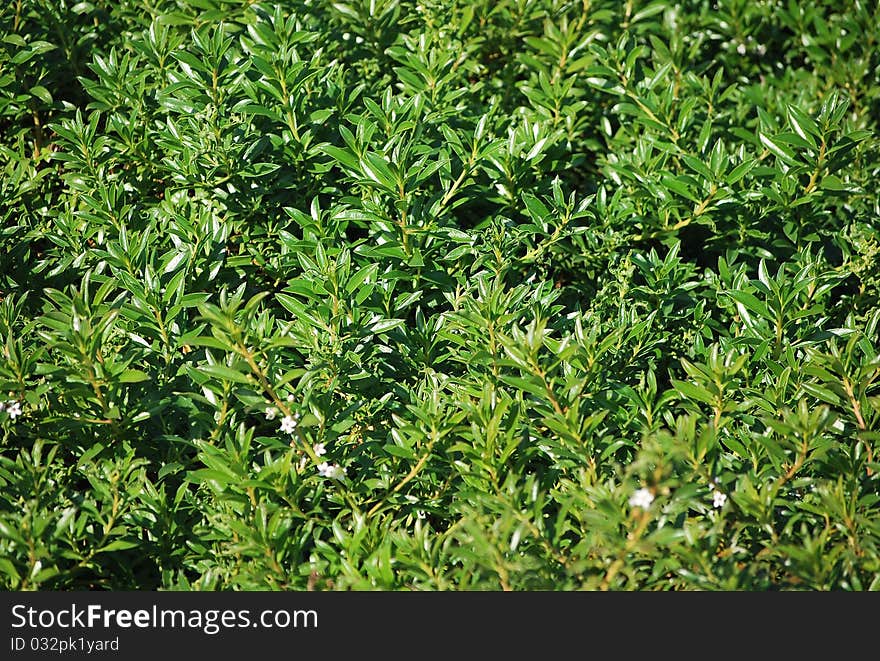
[1,0,879,590]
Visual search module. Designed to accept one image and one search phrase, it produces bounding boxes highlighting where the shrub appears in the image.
[1,0,878,590]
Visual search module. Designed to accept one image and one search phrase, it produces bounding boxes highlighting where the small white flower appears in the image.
[756,44,767,56]
[6,401,22,420]
[628,487,654,509]
[317,462,346,480]
[280,415,298,434]
[832,419,845,432]
[313,443,326,457]
[287,394,295,402]
[297,455,308,470]
[712,490,727,509]
[736,42,747,55]
[265,407,278,421]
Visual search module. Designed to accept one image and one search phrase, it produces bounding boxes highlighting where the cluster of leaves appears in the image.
[1,0,879,590]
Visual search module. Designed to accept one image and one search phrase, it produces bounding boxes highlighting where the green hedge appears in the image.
[1,0,878,590]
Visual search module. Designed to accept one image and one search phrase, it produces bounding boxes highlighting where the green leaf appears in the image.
[800,382,842,406]
[118,369,150,383]
[360,152,398,192]
[670,379,716,406]
[726,158,758,185]
[759,132,800,166]
[97,540,141,553]
[322,145,361,172]
[29,85,53,104]
[370,318,405,334]
[727,290,773,324]
[498,375,551,401]
[196,364,252,384]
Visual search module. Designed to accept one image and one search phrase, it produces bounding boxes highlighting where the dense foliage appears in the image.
[1,0,879,590]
